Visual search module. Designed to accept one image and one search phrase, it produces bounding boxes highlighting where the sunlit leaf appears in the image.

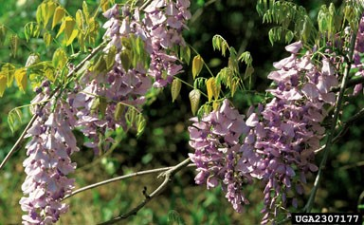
[0,74,7,97]
[1,63,15,87]
[171,79,182,102]
[206,77,219,102]
[14,68,27,92]
[43,32,52,46]
[8,107,23,133]
[52,48,68,69]
[189,89,201,115]
[52,6,65,29]
[66,28,79,46]
[192,55,204,79]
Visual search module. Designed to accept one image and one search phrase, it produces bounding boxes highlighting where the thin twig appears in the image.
[314,107,364,154]
[64,162,195,200]
[96,158,191,225]
[0,41,108,171]
[303,30,357,213]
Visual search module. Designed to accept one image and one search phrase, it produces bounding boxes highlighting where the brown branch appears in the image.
[0,41,108,171]
[96,158,191,225]
[63,162,195,200]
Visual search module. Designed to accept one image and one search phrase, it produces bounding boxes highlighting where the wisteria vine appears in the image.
[6,0,364,224]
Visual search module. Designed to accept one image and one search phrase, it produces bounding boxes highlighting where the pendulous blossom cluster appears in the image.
[257,41,338,223]
[144,0,191,87]
[189,99,263,212]
[188,41,339,223]
[20,81,79,224]
[20,1,192,224]
[352,13,364,94]
[71,1,191,153]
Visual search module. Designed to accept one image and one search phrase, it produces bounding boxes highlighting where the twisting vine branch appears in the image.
[64,162,195,200]
[96,158,191,225]
[303,28,358,213]
[0,40,108,171]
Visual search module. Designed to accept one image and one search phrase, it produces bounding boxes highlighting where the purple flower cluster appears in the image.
[189,99,262,212]
[144,0,191,87]
[20,82,79,224]
[188,42,339,223]
[352,14,364,95]
[258,42,338,222]
[20,2,191,224]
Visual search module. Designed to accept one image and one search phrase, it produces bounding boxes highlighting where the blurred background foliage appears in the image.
[1,0,363,224]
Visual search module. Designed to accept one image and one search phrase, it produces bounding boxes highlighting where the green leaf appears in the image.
[24,22,40,41]
[104,46,116,71]
[192,55,204,79]
[136,114,146,137]
[52,6,65,29]
[120,50,131,71]
[10,35,19,57]
[0,74,7,97]
[83,1,90,22]
[43,32,52,46]
[114,102,126,121]
[0,24,5,46]
[1,63,15,87]
[180,45,191,65]
[189,89,200,115]
[8,107,23,133]
[52,48,68,70]
[171,79,182,102]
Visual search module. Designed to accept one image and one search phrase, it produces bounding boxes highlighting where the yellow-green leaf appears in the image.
[101,0,110,12]
[206,77,219,102]
[44,32,52,46]
[8,107,23,133]
[52,48,68,69]
[189,89,200,115]
[82,1,90,21]
[192,55,204,79]
[42,1,56,28]
[64,17,76,39]
[1,63,15,87]
[171,79,182,102]
[24,22,40,41]
[75,9,84,30]
[104,46,116,70]
[66,28,79,46]
[213,101,220,111]
[10,35,19,57]
[14,68,27,92]
[0,74,7,97]
[120,50,131,71]
[114,102,125,121]
[0,24,6,46]
[52,6,65,29]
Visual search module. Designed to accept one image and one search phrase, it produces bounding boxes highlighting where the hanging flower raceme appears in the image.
[352,13,364,95]
[20,82,79,224]
[144,0,191,87]
[188,42,339,223]
[188,99,263,212]
[256,41,338,223]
